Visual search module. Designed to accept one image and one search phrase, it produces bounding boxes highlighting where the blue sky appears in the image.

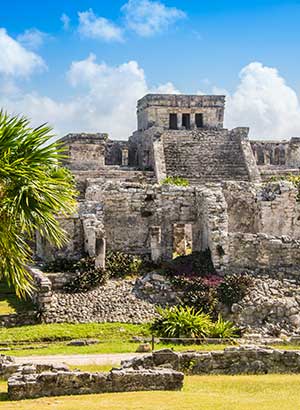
[1,0,300,139]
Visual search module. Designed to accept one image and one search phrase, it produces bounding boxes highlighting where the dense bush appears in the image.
[105,251,142,278]
[42,258,81,273]
[166,252,253,313]
[150,305,212,338]
[217,273,254,307]
[63,266,109,293]
[161,176,190,187]
[150,305,238,339]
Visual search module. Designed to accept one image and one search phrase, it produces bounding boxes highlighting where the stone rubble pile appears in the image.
[228,275,300,337]
[41,279,157,324]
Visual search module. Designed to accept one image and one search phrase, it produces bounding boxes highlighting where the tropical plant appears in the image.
[0,111,77,296]
[150,305,212,338]
[208,314,239,339]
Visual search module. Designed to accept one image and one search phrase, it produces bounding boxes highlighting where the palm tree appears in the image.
[0,111,77,297]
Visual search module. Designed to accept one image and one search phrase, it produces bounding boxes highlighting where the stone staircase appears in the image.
[162,129,249,183]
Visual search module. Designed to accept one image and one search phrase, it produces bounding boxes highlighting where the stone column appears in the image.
[121,148,129,166]
[177,113,181,130]
[161,224,173,260]
[190,113,196,129]
[150,226,162,262]
[95,236,106,269]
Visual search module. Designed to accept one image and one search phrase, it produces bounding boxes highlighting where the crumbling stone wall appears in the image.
[122,346,300,375]
[105,140,129,165]
[251,138,300,168]
[227,233,300,271]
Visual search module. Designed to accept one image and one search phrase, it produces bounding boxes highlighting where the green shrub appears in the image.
[208,314,239,339]
[217,273,254,307]
[42,258,81,273]
[105,251,142,278]
[161,176,190,187]
[63,266,109,293]
[150,305,212,338]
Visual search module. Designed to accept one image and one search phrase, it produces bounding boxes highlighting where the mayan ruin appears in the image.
[2,1,300,407]
[36,94,300,273]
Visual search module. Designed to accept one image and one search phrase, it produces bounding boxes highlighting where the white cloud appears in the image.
[224,62,300,139]
[0,28,46,77]
[153,81,180,94]
[0,56,178,139]
[1,57,300,141]
[78,9,123,42]
[17,28,49,50]
[61,13,71,31]
[121,0,186,36]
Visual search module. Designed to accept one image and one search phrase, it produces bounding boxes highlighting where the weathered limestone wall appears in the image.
[227,233,300,271]
[256,182,300,238]
[84,181,228,267]
[85,182,198,257]
[137,94,225,131]
[61,134,107,171]
[36,215,85,261]
[8,365,183,400]
[223,181,300,239]
[222,182,259,233]
[105,140,129,165]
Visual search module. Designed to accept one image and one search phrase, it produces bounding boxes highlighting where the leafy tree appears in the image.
[0,111,77,297]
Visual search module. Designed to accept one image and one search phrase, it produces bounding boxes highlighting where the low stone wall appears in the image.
[0,311,37,327]
[8,364,183,400]
[122,346,300,375]
[0,355,69,381]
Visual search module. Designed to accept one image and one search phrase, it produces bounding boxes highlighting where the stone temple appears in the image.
[36,94,300,274]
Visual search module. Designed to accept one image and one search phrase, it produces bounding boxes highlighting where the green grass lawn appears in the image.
[1,322,300,357]
[0,283,33,315]
[2,341,231,356]
[1,374,300,409]
[0,322,233,356]
[0,322,149,344]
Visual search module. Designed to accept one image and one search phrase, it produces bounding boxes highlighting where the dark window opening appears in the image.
[195,113,204,128]
[169,113,178,130]
[182,113,191,129]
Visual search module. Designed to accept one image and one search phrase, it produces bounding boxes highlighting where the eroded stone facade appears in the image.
[36,94,300,276]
